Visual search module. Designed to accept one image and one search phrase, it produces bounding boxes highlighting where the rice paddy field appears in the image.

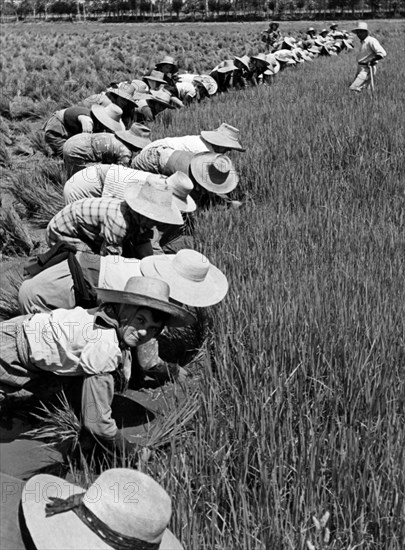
[1,19,405,550]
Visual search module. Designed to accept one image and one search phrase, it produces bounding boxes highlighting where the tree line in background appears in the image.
[1,0,403,21]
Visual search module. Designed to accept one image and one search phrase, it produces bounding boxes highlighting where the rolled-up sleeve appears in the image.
[81,373,117,440]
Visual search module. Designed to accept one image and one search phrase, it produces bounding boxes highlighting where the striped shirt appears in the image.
[46,198,149,256]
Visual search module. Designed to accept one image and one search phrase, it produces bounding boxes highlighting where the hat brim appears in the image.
[172,194,197,213]
[264,61,281,75]
[234,57,250,72]
[140,255,229,307]
[200,130,245,152]
[190,153,239,194]
[150,93,175,109]
[108,89,138,105]
[91,105,125,133]
[96,289,195,327]
[250,56,269,66]
[115,130,151,150]
[352,28,369,34]
[124,184,184,226]
[193,75,217,95]
[22,474,184,550]
[143,75,167,84]
[217,65,236,73]
[156,62,178,73]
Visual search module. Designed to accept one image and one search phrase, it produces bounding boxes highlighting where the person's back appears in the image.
[46,197,130,254]
[63,132,132,178]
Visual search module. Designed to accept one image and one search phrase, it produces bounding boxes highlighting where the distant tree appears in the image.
[172,0,182,17]
[139,0,151,15]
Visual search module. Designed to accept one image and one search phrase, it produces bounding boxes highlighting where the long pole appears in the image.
[369,64,375,95]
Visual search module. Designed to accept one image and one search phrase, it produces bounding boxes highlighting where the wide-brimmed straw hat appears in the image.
[150,89,175,108]
[91,104,125,132]
[22,470,185,550]
[352,21,369,34]
[200,123,245,152]
[108,82,138,105]
[250,52,270,66]
[282,37,296,49]
[274,50,296,64]
[140,249,229,307]
[166,171,196,212]
[131,79,150,94]
[330,23,338,29]
[217,59,236,73]
[155,55,178,73]
[115,122,152,149]
[192,74,217,95]
[307,27,316,33]
[163,151,239,194]
[143,69,167,84]
[97,277,194,327]
[320,28,328,35]
[234,55,251,72]
[264,54,281,75]
[124,176,183,225]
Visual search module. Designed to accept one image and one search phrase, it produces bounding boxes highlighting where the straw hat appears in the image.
[108,82,138,105]
[166,171,196,213]
[234,55,251,72]
[307,27,316,33]
[163,151,239,194]
[143,69,167,84]
[124,176,183,225]
[330,23,338,29]
[150,89,175,108]
[140,249,229,307]
[131,79,150,94]
[282,37,296,49]
[91,104,125,132]
[320,28,328,35]
[217,59,236,73]
[192,74,217,95]
[250,52,270,66]
[200,123,245,152]
[115,123,152,149]
[22,469,185,550]
[155,55,178,73]
[352,21,369,34]
[274,50,296,64]
[96,277,194,327]
[264,54,281,75]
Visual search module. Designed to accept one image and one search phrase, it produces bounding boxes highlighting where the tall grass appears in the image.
[0,20,404,549]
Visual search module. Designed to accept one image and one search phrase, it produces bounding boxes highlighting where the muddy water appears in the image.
[0,415,63,480]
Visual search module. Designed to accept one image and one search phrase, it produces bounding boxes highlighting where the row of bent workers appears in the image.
[0,27,351,550]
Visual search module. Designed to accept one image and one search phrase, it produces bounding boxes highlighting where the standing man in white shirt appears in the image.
[349,22,386,93]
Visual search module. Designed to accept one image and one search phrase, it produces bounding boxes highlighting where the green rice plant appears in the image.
[0,201,34,255]
[9,160,66,227]
[0,270,24,320]
[24,392,82,457]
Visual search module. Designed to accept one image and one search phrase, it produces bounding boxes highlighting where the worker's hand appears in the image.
[78,115,93,133]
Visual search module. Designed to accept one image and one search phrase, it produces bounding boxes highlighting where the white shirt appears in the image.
[356,36,387,65]
[23,307,121,376]
[98,255,142,290]
[102,164,154,199]
[141,135,213,155]
[175,81,197,100]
